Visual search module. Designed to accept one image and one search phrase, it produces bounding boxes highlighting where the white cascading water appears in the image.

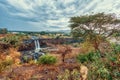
[34,40,41,52]
[37,40,40,50]
[35,40,37,49]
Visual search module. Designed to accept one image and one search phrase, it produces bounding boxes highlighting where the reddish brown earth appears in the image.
[0,41,88,80]
[0,63,82,80]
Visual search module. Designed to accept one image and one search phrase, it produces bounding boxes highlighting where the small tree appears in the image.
[69,13,120,51]
[57,45,72,62]
[0,28,8,34]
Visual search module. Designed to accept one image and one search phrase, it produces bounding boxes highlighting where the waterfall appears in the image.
[34,40,37,49]
[27,36,45,61]
[34,39,41,52]
[37,40,40,50]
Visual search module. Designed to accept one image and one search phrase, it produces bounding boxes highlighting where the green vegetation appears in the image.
[0,13,120,80]
[57,69,80,80]
[0,57,13,72]
[70,13,120,79]
[77,51,100,63]
[69,13,120,51]
[80,41,95,53]
[0,28,8,34]
[38,55,57,65]
[111,43,120,54]
[76,44,120,80]
[0,34,29,48]
[0,35,21,47]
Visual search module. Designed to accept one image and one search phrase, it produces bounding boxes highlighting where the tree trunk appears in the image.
[93,40,100,51]
[62,53,65,63]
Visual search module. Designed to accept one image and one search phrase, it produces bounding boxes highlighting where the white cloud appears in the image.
[7,0,33,11]
[84,0,120,15]
[1,0,120,31]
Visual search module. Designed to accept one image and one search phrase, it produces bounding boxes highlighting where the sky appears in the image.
[0,0,120,31]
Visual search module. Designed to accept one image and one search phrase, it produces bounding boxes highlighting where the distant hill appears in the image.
[56,30,70,34]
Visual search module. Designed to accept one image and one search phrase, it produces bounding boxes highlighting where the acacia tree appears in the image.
[69,13,120,51]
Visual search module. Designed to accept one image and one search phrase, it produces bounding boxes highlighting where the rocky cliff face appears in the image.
[18,41,47,51]
[18,38,81,51]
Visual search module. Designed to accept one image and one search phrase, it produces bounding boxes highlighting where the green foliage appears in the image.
[57,69,70,80]
[111,43,120,54]
[70,13,120,27]
[80,41,95,53]
[0,35,21,47]
[22,56,32,63]
[57,69,80,80]
[88,61,111,80]
[70,13,120,51]
[71,69,80,80]
[76,54,88,63]
[97,66,110,78]
[77,44,120,80]
[76,51,101,63]
[0,58,13,72]
[112,32,120,37]
[70,13,120,38]
[38,55,57,65]
[0,28,8,34]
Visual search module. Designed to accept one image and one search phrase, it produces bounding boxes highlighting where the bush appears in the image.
[77,43,120,80]
[0,57,13,72]
[97,66,110,78]
[0,35,20,47]
[76,51,101,63]
[78,49,120,80]
[76,54,88,63]
[80,41,95,53]
[111,44,120,54]
[38,55,57,65]
[57,69,80,80]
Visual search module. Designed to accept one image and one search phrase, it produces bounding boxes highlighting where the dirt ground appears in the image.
[0,45,88,80]
[0,63,83,80]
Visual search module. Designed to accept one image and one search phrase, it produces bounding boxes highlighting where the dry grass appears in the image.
[66,47,81,59]
[50,53,63,64]
[0,48,21,65]
[0,44,89,80]
[8,48,21,65]
[50,45,82,64]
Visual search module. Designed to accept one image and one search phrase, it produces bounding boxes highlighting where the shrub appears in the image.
[0,57,13,72]
[77,43,120,80]
[21,55,33,63]
[80,41,95,53]
[38,55,57,65]
[71,69,80,80]
[111,44,120,54]
[57,69,70,80]
[76,51,101,63]
[57,69,80,80]
[76,54,88,63]
[97,66,110,78]
[0,35,21,47]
